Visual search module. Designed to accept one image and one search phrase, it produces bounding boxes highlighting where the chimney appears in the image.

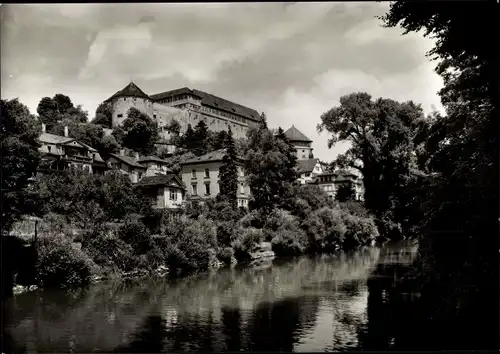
[41,123,46,133]
[120,149,125,156]
[135,152,140,161]
[64,126,69,137]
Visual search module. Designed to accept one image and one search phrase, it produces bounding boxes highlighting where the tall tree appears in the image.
[52,94,74,114]
[179,124,197,152]
[381,2,497,349]
[91,102,113,128]
[37,97,58,126]
[317,93,424,230]
[121,108,159,156]
[245,122,298,218]
[1,99,41,232]
[217,127,238,209]
[193,120,209,155]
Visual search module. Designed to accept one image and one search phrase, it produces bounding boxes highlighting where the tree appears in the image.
[245,122,299,219]
[335,183,356,202]
[91,102,113,128]
[217,127,238,209]
[37,97,58,126]
[121,108,159,156]
[178,124,197,152]
[53,94,74,115]
[381,2,497,349]
[1,98,41,232]
[317,93,425,232]
[193,120,210,155]
[207,130,229,151]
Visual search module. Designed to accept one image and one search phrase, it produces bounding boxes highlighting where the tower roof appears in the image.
[284,125,312,143]
[105,82,151,102]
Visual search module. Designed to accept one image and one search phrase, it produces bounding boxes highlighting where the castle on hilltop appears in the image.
[104,82,262,141]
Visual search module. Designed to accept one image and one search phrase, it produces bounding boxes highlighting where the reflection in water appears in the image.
[4,242,425,352]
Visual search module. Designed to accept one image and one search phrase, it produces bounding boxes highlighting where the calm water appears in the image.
[3,241,421,353]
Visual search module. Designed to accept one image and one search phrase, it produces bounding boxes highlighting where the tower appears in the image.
[104,82,154,127]
[284,125,314,160]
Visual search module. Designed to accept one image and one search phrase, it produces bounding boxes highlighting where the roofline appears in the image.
[108,154,146,169]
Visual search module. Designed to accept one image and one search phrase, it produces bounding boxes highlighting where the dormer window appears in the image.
[117,114,123,118]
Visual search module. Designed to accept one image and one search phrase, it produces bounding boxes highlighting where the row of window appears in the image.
[191,182,246,196]
[191,168,245,178]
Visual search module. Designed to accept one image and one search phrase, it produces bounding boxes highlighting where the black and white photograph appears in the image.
[1,2,497,352]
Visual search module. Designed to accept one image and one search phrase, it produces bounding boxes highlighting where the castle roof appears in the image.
[284,125,312,143]
[105,82,151,102]
[150,87,261,122]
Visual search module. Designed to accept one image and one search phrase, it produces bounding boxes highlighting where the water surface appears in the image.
[3,241,420,352]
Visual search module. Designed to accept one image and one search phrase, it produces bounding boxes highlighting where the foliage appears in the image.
[36,232,96,288]
[91,102,113,128]
[37,94,88,128]
[341,211,379,248]
[335,183,356,202]
[381,2,497,348]
[264,209,307,257]
[302,207,346,253]
[117,218,154,255]
[285,184,334,219]
[231,227,264,262]
[216,247,235,266]
[317,92,425,236]
[245,122,299,218]
[121,108,159,155]
[217,128,238,208]
[162,216,217,274]
[1,98,42,232]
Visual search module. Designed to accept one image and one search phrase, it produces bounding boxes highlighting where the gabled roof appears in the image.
[284,125,312,143]
[38,133,74,145]
[296,158,320,173]
[135,174,186,189]
[105,82,151,102]
[138,156,170,164]
[150,87,261,122]
[108,153,146,169]
[180,149,245,166]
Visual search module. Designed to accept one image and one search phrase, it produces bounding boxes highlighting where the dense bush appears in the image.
[117,218,154,255]
[217,247,235,266]
[83,229,139,273]
[341,211,379,248]
[232,227,264,262]
[302,207,347,253]
[263,209,308,257]
[36,233,97,288]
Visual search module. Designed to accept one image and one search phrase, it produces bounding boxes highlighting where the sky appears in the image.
[1,2,444,162]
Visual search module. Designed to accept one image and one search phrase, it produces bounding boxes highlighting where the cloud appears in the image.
[1,3,444,163]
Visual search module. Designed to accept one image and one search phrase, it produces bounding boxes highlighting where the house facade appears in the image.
[37,124,107,174]
[137,156,172,177]
[180,149,250,208]
[311,170,364,201]
[107,152,146,183]
[296,158,324,184]
[135,174,186,210]
[104,82,262,141]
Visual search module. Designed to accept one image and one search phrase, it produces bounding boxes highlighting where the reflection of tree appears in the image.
[115,315,167,353]
[221,306,242,351]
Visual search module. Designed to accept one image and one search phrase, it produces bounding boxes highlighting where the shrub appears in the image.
[341,211,379,248]
[271,226,307,257]
[302,207,346,253]
[117,219,153,255]
[36,233,96,288]
[239,209,261,228]
[162,216,217,274]
[217,247,235,266]
[83,229,139,273]
[232,227,264,262]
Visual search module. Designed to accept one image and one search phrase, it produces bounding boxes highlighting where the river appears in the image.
[3,241,421,353]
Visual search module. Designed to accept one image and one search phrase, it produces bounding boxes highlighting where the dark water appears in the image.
[3,241,422,353]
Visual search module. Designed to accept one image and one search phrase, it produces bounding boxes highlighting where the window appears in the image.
[192,183,198,196]
[204,168,210,178]
[305,172,311,177]
[117,114,123,118]
[192,169,196,178]
[48,146,51,152]
[153,113,157,119]
[138,172,143,180]
[240,168,245,177]
[205,183,211,195]
[240,183,244,194]
[170,189,176,201]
